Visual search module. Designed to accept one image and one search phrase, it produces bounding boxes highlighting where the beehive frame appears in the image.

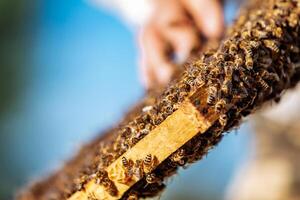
[19,0,300,199]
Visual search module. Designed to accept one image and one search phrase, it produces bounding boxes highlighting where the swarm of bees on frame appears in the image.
[118,154,159,186]
[18,0,300,199]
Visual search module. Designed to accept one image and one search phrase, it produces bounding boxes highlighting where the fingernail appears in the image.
[204,13,224,38]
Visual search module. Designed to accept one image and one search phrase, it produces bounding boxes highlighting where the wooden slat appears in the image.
[68,100,216,200]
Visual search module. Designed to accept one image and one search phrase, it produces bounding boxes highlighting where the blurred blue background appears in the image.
[0,0,252,199]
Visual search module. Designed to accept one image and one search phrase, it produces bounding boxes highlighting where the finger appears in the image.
[154,0,188,28]
[161,22,200,64]
[182,0,224,38]
[153,0,200,63]
[139,47,163,89]
[139,59,155,89]
[139,25,175,88]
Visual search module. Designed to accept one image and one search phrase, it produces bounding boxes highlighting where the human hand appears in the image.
[139,0,224,89]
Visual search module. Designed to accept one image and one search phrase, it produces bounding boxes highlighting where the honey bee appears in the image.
[137,128,149,138]
[215,99,227,113]
[193,76,206,88]
[293,62,300,69]
[167,94,178,104]
[259,56,273,68]
[238,82,249,99]
[179,82,191,93]
[96,171,118,196]
[119,157,134,184]
[245,56,253,70]
[142,106,153,112]
[185,77,195,87]
[143,154,158,173]
[240,72,253,87]
[113,137,122,151]
[133,159,144,179]
[221,80,232,95]
[122,157,134,169]
[145,173,161,184]
[170,149,186,166]
[273,27,283,38]
[166,158,179,170]
[224,61,234,72]
[207,85,218,105]
[121,126,133,139]
[249,40,261,49]
[219,114,228,127]
[98,150,114,169]
[289,45,300,53]
[252,29,268,39]
[74,175,89,191]
[234,54,244,68]
[127,192,138,200]
[270,73,280,83]
[187,66,200,77]
[221,39,234,54]
[210,66,224,77]
[257,19,267,28]
[153,115,163,125]
[100,177,118,196]
[258,78,270,91]
[241,29,251,39]
[200,66,210,79]
[105,180,118,196]
[95,170,106,183]
[276,1,294,10]
[215,52,225,60]
[240,41,254,59]
[273,8,285,17]
[144,122,152,132]
[229,43,238,55]
[244,46,254,58]
[263,39,280,53]
[130,137,139,146]
[164,105,174,115]
[260,70,280,82]
[87,192,98,200]
[288,13,299,27]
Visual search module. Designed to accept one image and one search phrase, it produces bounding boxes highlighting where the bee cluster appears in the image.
[18,0,300,199]
[118,154,159,186]
[124,0,300,198]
